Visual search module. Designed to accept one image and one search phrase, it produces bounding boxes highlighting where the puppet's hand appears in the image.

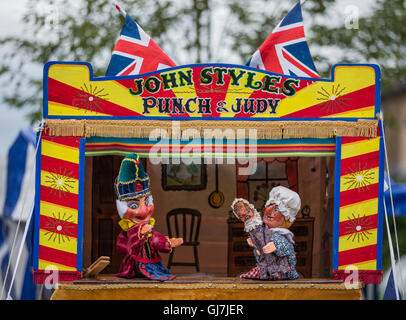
[141,224,153,234]
[256,249,261,256]
[247,237,254,247]
[169,238,183,248]
[262,242,277,254]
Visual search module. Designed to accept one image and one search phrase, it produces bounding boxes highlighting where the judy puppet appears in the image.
[232,186,300,280]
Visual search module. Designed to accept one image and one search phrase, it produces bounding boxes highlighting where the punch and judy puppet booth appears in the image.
[29,0,387,300]
[32,60,384,298]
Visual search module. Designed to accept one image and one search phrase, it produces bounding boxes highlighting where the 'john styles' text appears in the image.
[127,67,300,116]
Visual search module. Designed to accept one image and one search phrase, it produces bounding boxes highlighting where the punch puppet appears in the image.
[114,153,183,280]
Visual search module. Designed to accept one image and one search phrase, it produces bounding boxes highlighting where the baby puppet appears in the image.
[114,153,183,281]
[231,198,291,280]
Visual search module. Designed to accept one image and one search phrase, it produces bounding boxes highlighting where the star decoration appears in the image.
[343,162,375,192]
[316,84,351,114]
[73,83,109,113]
[44,167,76,198]
[343,213,374,243]
[43,212,75,244]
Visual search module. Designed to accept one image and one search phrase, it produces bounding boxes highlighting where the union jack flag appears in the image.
[246,1,319,78]
[106,14,176,76]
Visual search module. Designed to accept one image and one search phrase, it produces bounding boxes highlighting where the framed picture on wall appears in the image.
[161,163,207,191]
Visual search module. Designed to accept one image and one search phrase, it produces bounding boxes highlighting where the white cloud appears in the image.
[0,0,32,157]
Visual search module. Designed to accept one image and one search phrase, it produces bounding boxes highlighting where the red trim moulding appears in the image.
[333,269,383,285]
[33,270,82,284]
[85,144,336,153]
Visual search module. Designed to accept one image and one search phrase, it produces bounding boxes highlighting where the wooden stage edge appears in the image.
[51,275,363,300]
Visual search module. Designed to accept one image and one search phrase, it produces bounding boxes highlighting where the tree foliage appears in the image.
[0,0,178,121]
[0,0,404,122]
[310,0,406,90]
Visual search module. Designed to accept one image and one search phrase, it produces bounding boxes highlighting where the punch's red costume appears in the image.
[116,220,174,280]
[114,153,182,281]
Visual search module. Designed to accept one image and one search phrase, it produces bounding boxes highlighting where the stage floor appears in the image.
[51,274,363,300]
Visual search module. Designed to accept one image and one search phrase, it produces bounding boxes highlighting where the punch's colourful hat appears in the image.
[114,153,150,201]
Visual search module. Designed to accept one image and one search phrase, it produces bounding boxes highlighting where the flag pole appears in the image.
[378,111,404,298]
[113,1,126,17]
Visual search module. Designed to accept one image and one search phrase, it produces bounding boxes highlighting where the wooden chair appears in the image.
[166,208,202,272]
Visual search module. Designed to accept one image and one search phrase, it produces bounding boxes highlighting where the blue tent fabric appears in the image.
[384,269,402,300]
[384,180,406,216]
[0,128,37,300]
[3,129,33,218]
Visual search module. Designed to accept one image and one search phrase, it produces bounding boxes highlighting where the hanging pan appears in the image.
[208,164,225,208]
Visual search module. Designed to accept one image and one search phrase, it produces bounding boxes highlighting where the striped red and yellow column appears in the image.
[333,135,384,284]
[33,134,85,283]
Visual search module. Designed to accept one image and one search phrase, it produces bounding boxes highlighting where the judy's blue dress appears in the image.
[253,227,299,280]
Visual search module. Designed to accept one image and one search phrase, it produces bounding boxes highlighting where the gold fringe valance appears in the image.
[45,119,86,137]
[44,118,378,139]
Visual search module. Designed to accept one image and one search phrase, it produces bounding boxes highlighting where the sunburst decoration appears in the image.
[44,167,76,198]
[73,83,109,112]
[343,213,374,243]
[43,212,75,244]
[316,84,351,114]
[342,162,375,192]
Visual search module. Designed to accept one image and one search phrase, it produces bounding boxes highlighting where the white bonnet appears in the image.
[265,186,301,223]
